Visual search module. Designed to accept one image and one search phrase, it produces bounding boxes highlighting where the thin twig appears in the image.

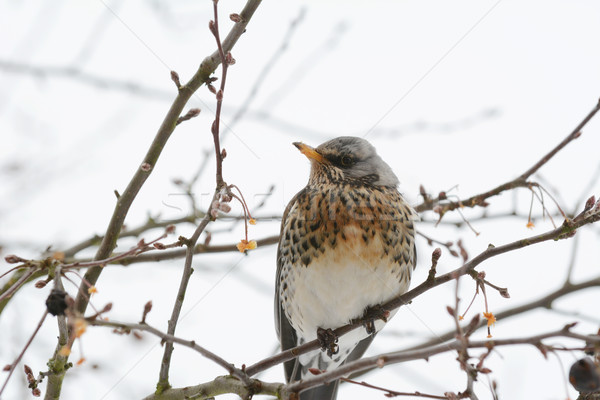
[42,1,263,398]
[518,99,600,181]
[245,207,600,377]
[157,1,244,390]
[87,318,248,382]
[415,98,600,215]
[339,377,447,399]
[286,326,600,393]
[0,311,48,397]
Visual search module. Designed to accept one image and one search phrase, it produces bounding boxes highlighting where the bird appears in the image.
[275,136,417,400]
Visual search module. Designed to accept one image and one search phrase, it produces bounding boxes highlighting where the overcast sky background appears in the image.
[1,1,600,399]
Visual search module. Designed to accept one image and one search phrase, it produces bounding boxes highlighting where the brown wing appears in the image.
[275,188,305,383]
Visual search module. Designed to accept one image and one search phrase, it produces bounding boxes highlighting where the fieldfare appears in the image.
[275,136,417,399]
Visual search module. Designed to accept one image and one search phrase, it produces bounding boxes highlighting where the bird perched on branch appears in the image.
[275,136,417,400]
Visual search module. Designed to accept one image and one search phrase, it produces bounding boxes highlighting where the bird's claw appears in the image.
[362,305,390,335]
[317,327,339,357]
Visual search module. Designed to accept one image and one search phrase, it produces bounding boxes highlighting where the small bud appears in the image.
[187,108,201,118]
[216,89,223,101]
[153,242,166,250]
[307,368,322,375]
[432,248,442,263]
[32,388,41,397]
[141,300,152,323]
[225,52,236,65]
[24,365,33,375]
[165,225,176,234]
[35,280,48,289]
[3,364,11,371]
[479,367,492,374]
[102,303,113,313]
[468,313,481,327]
[144,301,153,315]
[229,13,243,22]
[419,185,427,196]
[446,306,455,316]
[170,70,181,88]
[499,288,510,298]
[221,148,227,160]
[207,83,217,94]
[208,20,216,34]
[140,163,152,172]
[438,191,447,200]
[4,254,24,264]
[585,195,596,211]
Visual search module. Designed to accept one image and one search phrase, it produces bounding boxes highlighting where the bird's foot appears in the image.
[362,304,390,335]
[317,327,339,357]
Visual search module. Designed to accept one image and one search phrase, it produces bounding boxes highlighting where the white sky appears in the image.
[1,0,600,399]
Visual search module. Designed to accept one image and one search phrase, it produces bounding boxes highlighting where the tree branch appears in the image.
[87,318,248,383]
[40,1,263,398]
[414,98,600,215]
[286,326,600,394]
[142,376,284,400]
[245,205,600,377]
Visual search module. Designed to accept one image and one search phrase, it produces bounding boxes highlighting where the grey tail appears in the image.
[299,380,339,400]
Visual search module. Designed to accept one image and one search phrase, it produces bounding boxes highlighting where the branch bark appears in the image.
[245,207,600,377]
[42,1,263,398]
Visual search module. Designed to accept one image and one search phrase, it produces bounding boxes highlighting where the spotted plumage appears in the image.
[275,136,417,400]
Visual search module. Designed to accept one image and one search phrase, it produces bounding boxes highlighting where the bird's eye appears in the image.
[340,155,354,167]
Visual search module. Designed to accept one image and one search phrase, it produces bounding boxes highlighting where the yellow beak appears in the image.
[293,142,326,164]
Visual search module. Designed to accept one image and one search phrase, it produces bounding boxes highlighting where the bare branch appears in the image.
[87,318,248,383]
[142,376,284,400]
[415,98,600,215]
[0,311,48,397]
[38,1,264,398]
[245,206,600,377]
[287,326,600,394]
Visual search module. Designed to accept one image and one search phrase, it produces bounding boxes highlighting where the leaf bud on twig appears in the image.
[140,163,152,172]
[4,254,24,264]
[584,195,596,211]
[229,13,243,23]
[170,71,181,89]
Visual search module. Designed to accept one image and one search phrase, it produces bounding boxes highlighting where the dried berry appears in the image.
[45,289,68,316]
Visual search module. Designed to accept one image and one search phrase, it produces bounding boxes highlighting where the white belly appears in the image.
[285,227,408,338]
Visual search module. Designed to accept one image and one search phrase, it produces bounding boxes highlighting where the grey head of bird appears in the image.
[293,136,399,187]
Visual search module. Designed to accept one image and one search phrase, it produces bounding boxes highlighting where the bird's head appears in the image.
[293,136,399,187]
